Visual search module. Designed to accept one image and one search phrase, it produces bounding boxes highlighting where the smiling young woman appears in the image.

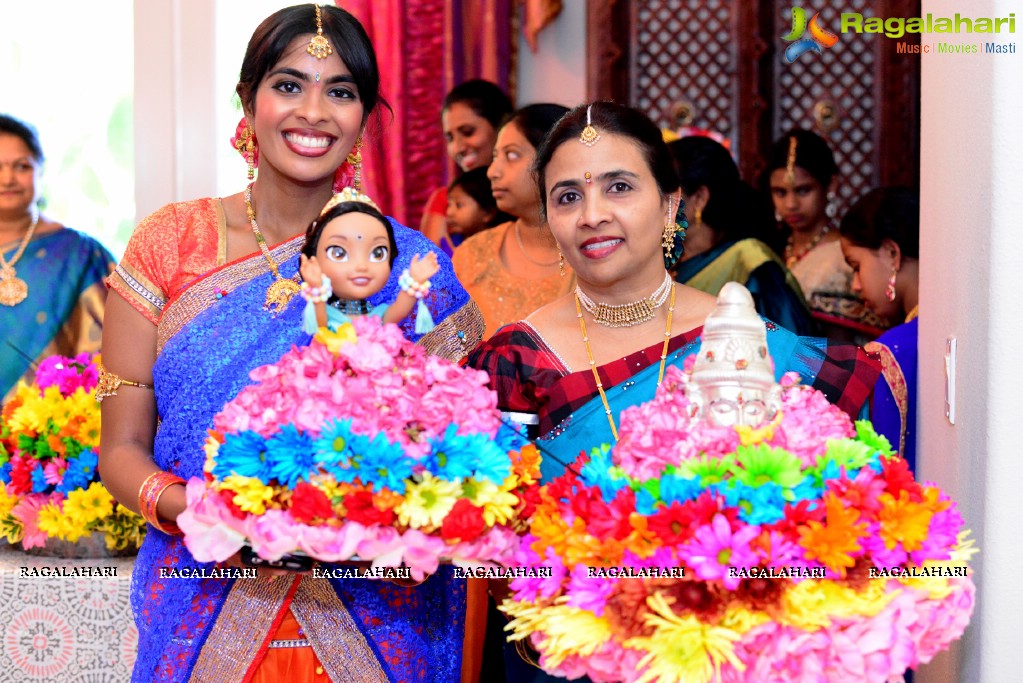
[98,5,482,682]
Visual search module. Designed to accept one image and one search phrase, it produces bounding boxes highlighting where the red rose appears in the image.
[344,490,395,526]
[289,482,334,524]
[440,498,486,542]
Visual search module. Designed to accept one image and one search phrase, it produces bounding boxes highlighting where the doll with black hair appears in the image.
[299,188,439,334]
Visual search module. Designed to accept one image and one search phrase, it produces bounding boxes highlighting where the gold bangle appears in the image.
[138,470,185,536]
[96,364,154,403]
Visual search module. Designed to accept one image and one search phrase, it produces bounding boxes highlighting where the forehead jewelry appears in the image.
[584,172,592,184]
[579,104,600,147]
[307,5,334,60]
[315,72,321,82]
[785,135,798,185]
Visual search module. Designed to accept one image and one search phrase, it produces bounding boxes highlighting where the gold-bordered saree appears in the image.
[111,198,483,682]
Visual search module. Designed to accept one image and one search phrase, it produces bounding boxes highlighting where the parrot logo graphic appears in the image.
[782,7,839,62]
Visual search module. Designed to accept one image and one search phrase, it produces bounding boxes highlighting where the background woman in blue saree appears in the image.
[840,187,920,470]
[0,114,114,400]
[99,6,482,682]
[468,102,881,484]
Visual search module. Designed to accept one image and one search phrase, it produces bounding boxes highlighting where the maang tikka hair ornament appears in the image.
[307,5,334,60]
[580,104,600,147]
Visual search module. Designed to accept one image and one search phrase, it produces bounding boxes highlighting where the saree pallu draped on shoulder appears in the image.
[131,226,474,682]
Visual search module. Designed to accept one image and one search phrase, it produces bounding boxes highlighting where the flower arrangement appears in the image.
[502,365,975,683]
[179,316,541,580]
[0,354,145,553]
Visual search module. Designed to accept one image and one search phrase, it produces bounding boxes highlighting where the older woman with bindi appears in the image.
[98,5,482,682]
[469,102,882,482]
[0,114,114,400]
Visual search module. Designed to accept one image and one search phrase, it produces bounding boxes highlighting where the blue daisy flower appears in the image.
[353,433,412,493]
[635,488,658,516]
[313,418,355,466]
[31,466,50,494]
[0,462,12,485]
[265,425,315,489]
[58,449,97,493]
[493,420,529,453]
[213,430,272,483]
[738,482,787,525]
[470,439,512,484]
[424,425,477,481]
[790,475,822,502]
[658,473,702,506]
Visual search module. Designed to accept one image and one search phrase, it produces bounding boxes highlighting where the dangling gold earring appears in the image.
[558,250,566,277]
[347,135,364,191]
[236,124,257,181]
[694,207,703,229]
[661,194,677,261]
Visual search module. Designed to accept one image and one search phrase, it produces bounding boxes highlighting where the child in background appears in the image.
[442,168,508,257]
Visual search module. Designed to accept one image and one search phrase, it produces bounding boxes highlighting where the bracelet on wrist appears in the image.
[301,274,333,303]
[138,471,186,536]
[398,269,431,300]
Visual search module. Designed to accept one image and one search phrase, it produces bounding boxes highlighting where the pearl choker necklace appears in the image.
[575,271,673,328]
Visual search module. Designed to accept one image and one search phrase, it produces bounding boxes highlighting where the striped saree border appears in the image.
[113,261,166,323]
[290,578,390,683]
[156,238,304,355]
[187,576,297,683]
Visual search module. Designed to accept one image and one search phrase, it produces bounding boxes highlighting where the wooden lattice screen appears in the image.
[588,0,920,218]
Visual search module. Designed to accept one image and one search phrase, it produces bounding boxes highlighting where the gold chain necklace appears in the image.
[245,183,301,311]
[0,209,41,307]
[514,222,560,267]
[575,282,676,440]
[576,271,672,327]
[784,224,829,269]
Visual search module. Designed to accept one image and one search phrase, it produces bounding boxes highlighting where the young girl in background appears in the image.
[441,167,508,257]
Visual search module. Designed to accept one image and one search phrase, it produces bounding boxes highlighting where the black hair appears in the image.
[236,4,383,126]
[533,101,680,221]
[0,114,44,162]
[839,187,919,259]
[303,201,398,270]
[765,128,839,188]
[668,136,776,246]
[442,79,514,129]
[447,167,509,227]
[502,103,570,152]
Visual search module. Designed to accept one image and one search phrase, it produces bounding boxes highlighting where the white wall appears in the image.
[515,0,587,108]
[917,1,1023,680]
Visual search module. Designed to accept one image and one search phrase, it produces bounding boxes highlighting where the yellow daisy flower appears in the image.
[501,600,611,667]
[64,482,115,525]
[314,323,358,354]
[462,478,518,526]
[218,475,275,514]
[395,472,460,529]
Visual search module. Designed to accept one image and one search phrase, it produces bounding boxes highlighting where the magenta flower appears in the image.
[681,513,760,589]
[564,563,614,615]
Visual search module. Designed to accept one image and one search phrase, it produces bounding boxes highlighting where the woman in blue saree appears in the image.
[99,6,482,682]
[0,114,114,401]
[839,187,920,470]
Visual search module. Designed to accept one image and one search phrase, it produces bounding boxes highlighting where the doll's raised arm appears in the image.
[383,252,440,327]
[300,254,331,330]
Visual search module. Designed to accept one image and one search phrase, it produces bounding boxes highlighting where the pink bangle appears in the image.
[138,471,186,536]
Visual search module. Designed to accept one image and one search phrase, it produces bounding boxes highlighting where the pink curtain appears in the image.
[340,0,514,229]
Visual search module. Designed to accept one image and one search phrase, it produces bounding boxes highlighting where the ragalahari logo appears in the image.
[782,7,840,62]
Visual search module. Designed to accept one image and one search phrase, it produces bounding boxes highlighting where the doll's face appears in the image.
[316,212,391,300]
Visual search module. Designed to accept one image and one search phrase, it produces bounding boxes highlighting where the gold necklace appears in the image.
[245,183,301,311]
[514,222,560,267]
[0,209,41,307]
[576,271,672,328]
[575,282,676,440]
[784,224,829,269]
